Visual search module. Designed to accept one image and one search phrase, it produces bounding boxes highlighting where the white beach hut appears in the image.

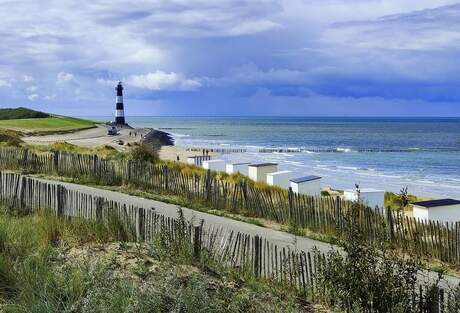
[187,155,211,167]
[290,176,321,196]
[202,159,226,172]
[226,162,250,175]
[343,188,384,209]
[266,170,294,189]
[412,199,460,223]
[248,163,278,182]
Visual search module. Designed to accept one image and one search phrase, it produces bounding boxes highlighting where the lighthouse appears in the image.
[114,81,126,125]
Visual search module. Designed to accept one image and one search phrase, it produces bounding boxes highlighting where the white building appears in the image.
[412,199,460,223]
[248,163,278,182]
[343,188,385,209]
[290,176,321,196]
[266,170,293,188]
[202,159,226,172]
[226,162,250,175]
[187,156,211,167]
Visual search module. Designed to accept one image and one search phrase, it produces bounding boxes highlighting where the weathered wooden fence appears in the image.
[0,146,460,268]
[0,171,458,312]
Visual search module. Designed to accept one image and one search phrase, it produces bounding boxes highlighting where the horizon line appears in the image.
[78,115,460,119]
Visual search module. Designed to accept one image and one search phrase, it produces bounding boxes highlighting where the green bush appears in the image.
[315,202,442,312]
[129,143,159,163]
[0,130,23,146]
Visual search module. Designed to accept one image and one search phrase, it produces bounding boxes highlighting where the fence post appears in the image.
[96,197,103,222]
[163,166,169,191]
[137,207,145,242]
[193,225,202,261]
[53,151,60,174]
[288,187,294,222]
[205,169,211,202]
[56,185,64,218]
[386,207,394,242]
[254,235,261,278]
[335,196,341,233]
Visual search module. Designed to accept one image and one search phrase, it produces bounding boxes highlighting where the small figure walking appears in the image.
[176,155,180,162]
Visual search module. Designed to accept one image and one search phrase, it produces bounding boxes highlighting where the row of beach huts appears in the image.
[187,156,385,209]
[187,155,460,223]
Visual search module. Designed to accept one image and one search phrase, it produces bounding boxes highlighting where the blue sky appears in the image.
[1,0,460,116]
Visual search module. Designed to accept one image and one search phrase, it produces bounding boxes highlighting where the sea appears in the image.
[92,116,460,199]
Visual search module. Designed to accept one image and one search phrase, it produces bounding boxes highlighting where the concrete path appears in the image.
[31,176,460,287]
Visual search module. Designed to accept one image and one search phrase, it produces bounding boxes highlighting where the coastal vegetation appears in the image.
[0,107,96,134]
[0,171,458,312]
[0,129,23,146]
[0,207,305,312]
[0,116,96,133]
[0,107,49,120]
[1,145,460,275]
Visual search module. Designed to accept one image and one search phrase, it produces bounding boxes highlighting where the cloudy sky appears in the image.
[1,0,460,116]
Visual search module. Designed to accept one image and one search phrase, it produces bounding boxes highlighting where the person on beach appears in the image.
[176,155,180,162]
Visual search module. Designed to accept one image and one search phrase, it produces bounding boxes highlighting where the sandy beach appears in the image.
[159,145,216,162]
[22,124,217,163]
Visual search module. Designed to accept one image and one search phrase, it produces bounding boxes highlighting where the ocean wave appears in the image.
[336,148,354,153]
[170,132,190,138]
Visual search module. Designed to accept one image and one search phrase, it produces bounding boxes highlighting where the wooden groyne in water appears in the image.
[186,147,247,154]
[258,148,459,153]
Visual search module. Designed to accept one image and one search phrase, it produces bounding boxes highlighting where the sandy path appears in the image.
[22,125,150,151]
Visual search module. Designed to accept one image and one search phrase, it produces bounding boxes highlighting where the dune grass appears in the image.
[0,116,97,133]
[0,205,307,313]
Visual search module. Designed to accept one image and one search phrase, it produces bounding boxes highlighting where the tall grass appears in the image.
[0,205,306,313]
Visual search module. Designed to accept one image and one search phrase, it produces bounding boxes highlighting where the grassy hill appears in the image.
[0,107,97,134]
[0,116,96,133]
[0,107,49,120]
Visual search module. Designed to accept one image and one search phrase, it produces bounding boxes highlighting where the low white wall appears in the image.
[248,165,278,182]
[291,179,321,196]
[202,160,226,172]
[427,205,460,223]
[413,205,429,222]
[226,163,250,175]
[267,171,293,188]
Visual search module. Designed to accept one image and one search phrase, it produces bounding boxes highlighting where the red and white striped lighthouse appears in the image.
[114,81,126,125]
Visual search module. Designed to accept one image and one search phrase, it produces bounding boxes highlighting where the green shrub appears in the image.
[129,143,159,163]
[0,130,23,146]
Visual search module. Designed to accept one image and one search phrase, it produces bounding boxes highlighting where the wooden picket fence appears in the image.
[0,146,460,268]
[0,171,458,312]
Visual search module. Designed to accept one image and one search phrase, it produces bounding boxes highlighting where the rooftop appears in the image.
[267,170,292,176]
[230,162,251,165]
[290,175,322,183]
[412,199,460,208]
[248,163,278,168]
